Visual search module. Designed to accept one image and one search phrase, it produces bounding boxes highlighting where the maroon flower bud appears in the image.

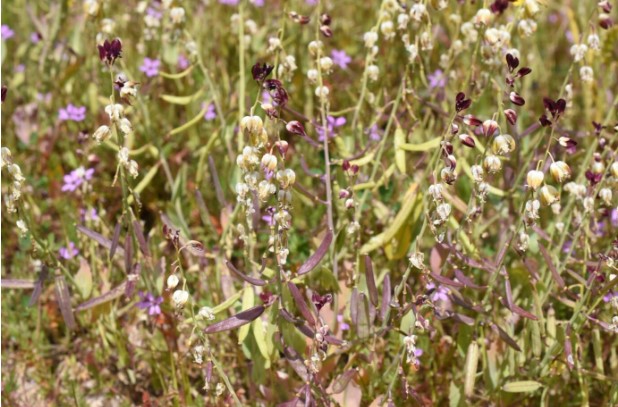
[599,15,613,30]
[558,136,577,153]
[320,25,333,37]
[350,164,359,175]
[320,13,331,25]
[458,134,476,148]
[275,140,289,156]
[442,141,454,155]
[286,120,307,137]
[506,53,519,72]
[592,121,604,135]
[509,91,525,106]
[339,189,351,199]
[516,67,532,77]
[490,0,509,14]
[342,160,351,171]
[311,291,333,310]
[504,109,517,125]
[599,0,612,13]
[1,85,6,103]
[543,97,566,118]
[455,92,472,112]
[289,11,311,24]
[98,38,122,65]
[445,154,457,169]
[539,114,552,127]
[462,114,482,127]
[259,291,276,306]
[251,62,274,82]
[482,119,499,137]
[451,123,460,135]
[585,170,603,186]
[264,79,289,106]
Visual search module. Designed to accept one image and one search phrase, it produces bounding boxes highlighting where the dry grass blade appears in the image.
[75,281,128,312]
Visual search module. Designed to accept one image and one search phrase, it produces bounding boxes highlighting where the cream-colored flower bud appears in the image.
[315,86,329,99]
[539,185,560,206]
[428,183,443,202]
[308,40,323,56]
[471,165,484,183]
[409,252,425,269]
[549,161,571,183]
[199,306,215,320]
[611,162,618,178]
[474,8,492,26]
[170,7,185,24]
[261,153,277,171]
[364,31,378,48]
[526,170,544,190]
[591,160,605,174]
[1,147,12,168]
[367,65,380,82]
[483,155,502,173]
[240,115,263,138]
[276,168,296,189]
[172,289,189,307]
[599,188,612,206]
[491,134,515,155]
[380,21,395,40]
[307,69,318,82]
[167,274,179,289]
[257,180,276,201]
[580,66,594,83]
[105,103,124,121]
[409,3,426,21]
[436,203,451,221]
[92,125,112,144]
[397,13,409,30]
[524,0,540,15]
[319,57,333,72]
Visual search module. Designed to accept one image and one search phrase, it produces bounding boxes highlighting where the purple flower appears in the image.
[251,0,265,6]
[1,25,14,40]
[14,64,25,73]
[30,32,41,44]
[306,0,317,4]
[426,282,450,303]
[58,104,86,122]
[603,291,618,303]
[337,314,350,331]
[136,291,163,316]
[427,69,446,89]
[140,57,161,77]
[61,167,95,192]
[146,7,163,19]
[59,242,79,260]
[178,54,190,70]
[80,208,99,222]
[203,102,217,121]
[331,49,352,69]
[367,124,381,141]
[219,0,240,5]
[317,116,346,141]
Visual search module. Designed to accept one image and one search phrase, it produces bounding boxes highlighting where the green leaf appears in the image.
[160,88,205,105]
[502,381,543,393]
[394,126,406,173]
[238,288,255,344]
[212,289,244,314]
[75,257,93,298]
[169,103,210,136]
[252,318,270,368]
[398,137,441,152]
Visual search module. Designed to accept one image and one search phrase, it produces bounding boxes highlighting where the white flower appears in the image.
[587,34,600,50]
[92,125,111,144]
[105,103,124,121]
[367,65,380,82]
[436,203,451,221]
[169,7,185,24]
[363,31,378,48]
[380,21,395,40]
[474,9,492,26]
[315,86,329,100]
[199,306,215,320]
[308,40,323,56]
[167,274,180,289]
[580,66,594,83]
[570,44,587,62]
[172,289,190,307]
[409,3,426,21]
[118,147,130,165]
[16,219,28,236]
[319,57,333,73]
[307,69,318,83]
[409,252,425,269]
[118,118,132,135]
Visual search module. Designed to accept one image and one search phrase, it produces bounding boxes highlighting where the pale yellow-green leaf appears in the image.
[169,104,209,136]
[159,65,194,79]
[360,183,420,254]
[394,126,406,173]
[238,288,255,344]
[252,318,270,368]
[212,289,244,314]
[502,381,543,393]
[398,137,441,152]
[160,88,205,105]
[75,257,93,298]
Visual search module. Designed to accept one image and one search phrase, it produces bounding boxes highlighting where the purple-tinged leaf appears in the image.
[450,293,485,313]
[226,260,267,286]
[452,313,475,326]
[504,272,514,310]
[511,304,538,321]
[132,220,151,258]
[364,255,378,306]
[519,255,540,280]
[110,222,122,259]
[204,305,265,334]
[279,307,298,324]
[278,398,300,407]
[54,274,76,330]
[324,335,344,345]
[124,234,133,276]
[297,231,333,275]
[205,361,213,384]
[380,273,391,321]
[538,243,565,289]
[29,267,49,306]
[75,281,128,312]
[491,323,521,352]
[429,272,465,288]
[331,369,358,394]
[283,345,310,381]
[454,269,485,289]
[287,282,315,326]
[296,324,315,339]
[350,288,359,327]
[1,279,35,289]
[77,225,125,257]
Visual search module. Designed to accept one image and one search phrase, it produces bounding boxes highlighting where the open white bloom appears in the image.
[580,66,594,83]
[167,274,179,290]
[105,103,124,121]
[363,31,378,48]
[570,44,587,62]
[169,7,185,24]
[16,219,28,236]
[409,252,424,269]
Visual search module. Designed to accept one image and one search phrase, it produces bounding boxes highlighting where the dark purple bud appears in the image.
[599,16,613,30]
[342,160,351,171]
[339,189,351,199]
[442,141,454,155]
[516,67,532,77]
[1,85,7,103]
[585,170,603,186]
[456,92,466,102]
[462,114,482,127]
[509,91,525,106]
[592,121,604,135]
[98,38,122,65]
[506,53,519,71]
[274,140,289,156]
[311,291,333,311]
[251,62,274,82]
[259,290,275,306]
[451,123,459,135]
[539,114,552,127]
[320,25,333,37]
[350,164,359,174]
[456,93,472,112]
[458,134,476,148]
[320,13,331,25]
[286,120,307,137]
[504,109,517,125]
[490,0,509,14]
[599,0,612,13]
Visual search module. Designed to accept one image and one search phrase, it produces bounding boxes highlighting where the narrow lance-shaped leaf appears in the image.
[132,220,151,258]
[380,273,391,321]
[77,225,125,257]
[297,230,333,275]
[364,255,378,306]
[110,221,122,259]
[511,304,538,321]
[29,266,49,306]
[204,305,265,334]
[287,282,316,326]
[54,274,76,330]
[226,260,266,286]
[454,269,485,289]
[75,281,128,312]
[539,242,565,289]
[430,272,465,288]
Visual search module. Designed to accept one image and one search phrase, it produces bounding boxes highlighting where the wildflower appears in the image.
[167,274,180,290]
[410,3,427,21]
[119,81,139,100]
[367,124,381,141]
[315,85,329,100]
[308,40,323,56]
[62,167,94,192]
[319,56,333,73]
[526,170,544,190]
[105,103,124,121]
[251,62,274,82]
[504,109,517,125]
[483,155,502,173]
[177,54,190,70]
[169,7,185,24]
[491,134,515,155]
[97,38,122,65]
[436,203,451,223]
[524,199,540,225]
[599,188,613,206]
[140,57,160,77]
[199,306,215,320]
[427,69,446,89]
[316,116,346,141]
[1,24,15,39]
[276,168,296,189]
[580,66,594,83]
[474,9,493,26]
[203,103,217,121]
[570,44,587,62]
[136,291,163,315]
[16,219,28,236]
[539,185,560,206]
[509,91,525,106]
[58,104,87,122]
[337,314,350,331]
[59,242,79,260]
[363,31,378,47]
[240,115,264,138]
[172,289,190,307]
[367,64,380,82]
[549,161,571,183]
[331,49,351,69]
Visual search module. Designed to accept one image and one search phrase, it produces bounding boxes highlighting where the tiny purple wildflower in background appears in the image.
[251,0,265,6]
[306,0,317,5]
[317,116,346,141]
[603,291,618,303]
[428,69,446,89]
[80,208,99,222]
[1,25,14,39]
[14,64,25,73]
[331,49,351,69]
[140,57,160,77]
[58,104,86,122]
[136,291,163,316]
[30,32,41,44]
[426,282,450,303]
[177,54,190,70]
[337,314,350,331]
[203,102,217,121]
[61,167,94,192]
[367,124,381,141]
[219,0,240,5]
[59,242,79,260]
[146,7,163,19]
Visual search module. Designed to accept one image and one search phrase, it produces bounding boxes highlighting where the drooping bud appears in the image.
[167,274,180,289]
[462,114,482,127]
[526,170,544,190]
[491,134,516,155]
[549,161,571,183]
[539,185,560,206]
[504,109,517,125]
[482,119,499,137]
[509,91,525,106]
[483,155,502,173]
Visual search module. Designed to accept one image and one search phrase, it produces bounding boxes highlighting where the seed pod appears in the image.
[464,341,479,398]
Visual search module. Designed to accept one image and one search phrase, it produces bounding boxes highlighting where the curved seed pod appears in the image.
[297,231,333,275]
[110,222,122,259]
[132,220,150,257]
[331,369,358,394]
[452,313,475,326]
[54,274,76,330]
[204,305,265,334]
[504,271,514,310]
[226,260,267,286]
[364,255,378,306]
[491,323,522,352]
[454,269,485,289]
[464,341,479,397]
[287,282,316,326]
[429,272,465,288]
[380,273,391,321]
